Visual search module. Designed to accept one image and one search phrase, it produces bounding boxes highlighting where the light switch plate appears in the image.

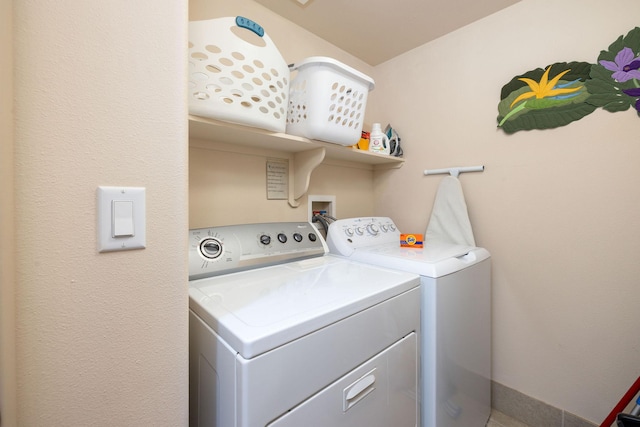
[97,186,146,252]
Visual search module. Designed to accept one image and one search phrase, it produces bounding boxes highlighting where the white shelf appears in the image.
[188,115,405,168]
[188,115,404,207]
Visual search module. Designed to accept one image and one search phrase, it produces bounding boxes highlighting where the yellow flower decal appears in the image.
[510,65,583,108]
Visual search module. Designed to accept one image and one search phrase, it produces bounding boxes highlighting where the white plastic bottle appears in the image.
[368,123,390,155]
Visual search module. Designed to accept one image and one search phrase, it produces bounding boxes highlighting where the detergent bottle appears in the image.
[368,123,389,155]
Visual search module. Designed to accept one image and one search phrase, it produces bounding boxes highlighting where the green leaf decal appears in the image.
[497,61,596,133]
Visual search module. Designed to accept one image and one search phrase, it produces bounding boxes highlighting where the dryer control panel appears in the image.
[326,217,400,256]
[189,222,327,280]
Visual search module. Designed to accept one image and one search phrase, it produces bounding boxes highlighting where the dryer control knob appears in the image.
[259,234,271,245]
[199,238,222,259]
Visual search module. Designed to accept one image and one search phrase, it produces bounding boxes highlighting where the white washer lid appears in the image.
[348,243,490,278]
[188,255,419,359]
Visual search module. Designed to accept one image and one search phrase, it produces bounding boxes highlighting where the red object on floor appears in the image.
[601,376,640,427]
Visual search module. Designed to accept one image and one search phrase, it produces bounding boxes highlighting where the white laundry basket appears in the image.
[286,57,375,146]
[188,17,289,132]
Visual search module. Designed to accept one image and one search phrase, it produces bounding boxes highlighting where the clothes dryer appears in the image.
[326,217,491,427]
[188,221,421,427]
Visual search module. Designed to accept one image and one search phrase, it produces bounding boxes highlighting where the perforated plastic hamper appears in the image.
[286,57,375,146]
[188,17,289,132]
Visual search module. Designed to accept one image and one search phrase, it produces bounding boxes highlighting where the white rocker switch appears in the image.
[112,200,134,237]
[98,186,146,252]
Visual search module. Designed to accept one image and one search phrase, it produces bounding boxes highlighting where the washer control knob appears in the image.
[367,224,380,235]
[199,238,222,259]
[389,223,397,231]
[345,227,354,237]
[277,233,287,243]
[293,232,303,242]
[381,225,388,232]
[259,234,271,246]
[308,233,317,242]
[355,226,364,235]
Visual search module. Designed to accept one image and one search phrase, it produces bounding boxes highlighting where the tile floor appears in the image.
[487,409,532,427]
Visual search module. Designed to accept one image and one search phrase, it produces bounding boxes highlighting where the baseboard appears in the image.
[491,381,597,427]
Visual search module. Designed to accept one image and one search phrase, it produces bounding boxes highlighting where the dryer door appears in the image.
[268,332,417,427]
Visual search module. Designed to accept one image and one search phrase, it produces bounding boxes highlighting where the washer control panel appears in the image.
[189,222,326,280]
[326,217,400,257]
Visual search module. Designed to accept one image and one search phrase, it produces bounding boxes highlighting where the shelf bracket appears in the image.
[288,148,326,208]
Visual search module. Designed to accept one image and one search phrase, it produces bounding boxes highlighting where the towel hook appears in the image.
[423,165,484,177]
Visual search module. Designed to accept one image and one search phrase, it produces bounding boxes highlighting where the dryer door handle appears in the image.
[343,369,377,411]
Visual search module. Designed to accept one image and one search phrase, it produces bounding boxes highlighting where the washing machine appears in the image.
[188,221,421,427]
[326,217,491,427]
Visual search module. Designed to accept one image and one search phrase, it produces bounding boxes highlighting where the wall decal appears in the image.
[586,27,640,114]
[497,27,640,134]
[497,62,596,133]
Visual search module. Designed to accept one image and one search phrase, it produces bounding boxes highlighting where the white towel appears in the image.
[425,176,476,246]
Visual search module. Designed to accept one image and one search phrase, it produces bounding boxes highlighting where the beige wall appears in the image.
[189,144,376,227]
[1,0,16,424]
[371,0,640,423]
[8,0,189,425]
[188,0,378,227]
